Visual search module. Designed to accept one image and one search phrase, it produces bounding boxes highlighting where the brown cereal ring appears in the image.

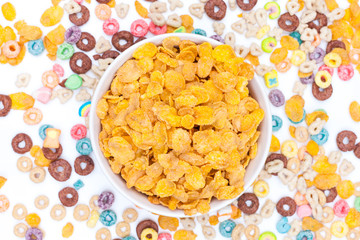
[34,195,49,210]
[237,193,259,215]
[326,40,346,54]
[76,32,96,52]
[0,94,11,117]
[336,130,357,152]
[278,13,299,32]
[59,79,67,88]
[17,156,33,172]
[48,159,72,182]
[312,82,333,101]
[134,36,147,44]
[236,0,257,11]
[93,50,120,60]
[136,220,159,239]
[59,187,78,207]
[69,5,90,26]
[70,52,92,74]
[276,196,296,217]
[122,208,138,223]
[205,0,227,21]
[307,12,327,33]
[265,153,288,176]
[354,142,360,159]
[42,144,63,160]
[322,187,337,203]
[74,155,95,176]
[29,167,46,183]
[96,0,110,3]
[11,133,33,154]
[112,31,134,52]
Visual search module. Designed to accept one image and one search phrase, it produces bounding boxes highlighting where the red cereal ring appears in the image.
[148,21,167,35]
[103,18,120,35]
[333,199,350,218]
[130,19,149,37]
[58,187,78,207]
[318,64,334,76]
[312,82,333,101]
[69,5,90,26]
[42,70,59,89]
[237,193,259,214]
[265,153,288,176]
[76,32,96,52]
[70,124,87,140]
[95,4,111,21]
[42,144,63,160]
[112,31,134,52]
[205,0,227,20]
[307,12,327,33]
[11,133,33,154]
[74,155,95,176]
[278,13,299,32]
[70,52,92,74]
[53,64,64,78]
[48,159,72,182]
[337,65,354,81]
[336,130,357,152]
[0,94,12,117]
[236,0,257,11]
[276,197,296,217]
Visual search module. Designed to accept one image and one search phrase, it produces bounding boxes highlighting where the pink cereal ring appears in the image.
[337,64,354,81]
[103,18,119,35]
[35,87,52,104]
[23,108,43,125]
[0,195,10,213]
[158,233,172,240]
[2,40,21,58]
[74,0,83,3]
[319,64,334,76]
[42,70,59,89]
[333,199,350,218]
[149,21,167,35]
[131,19,149,37]
[95,4,112,21]
[311,34,321,47]
[297,204,312,218]
[53,63,64,78]
[70,124,87,140]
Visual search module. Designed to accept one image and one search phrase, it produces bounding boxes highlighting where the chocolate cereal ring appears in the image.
[59,187,78,207]
[48,159,72,182]
[326,40,346,54]
[11,133,33,154]
[76,32,96,52]
[307,12,327,33]
[236,0,257,11]
[278,13,299,32]
[136,220,159,239]
[312,82,333,101]
[265,153,288,176]
[70,52,92,74]
[354,143,360,159]
[0,94,11,117]
[205,0,227,20]
[237,193,259,215]
[93,50,120,60]
[112,31,134,52]
[134,36,147,44]
[336,130,357,152]
[322,187,337,203]
[42,144,63,160]
[74,155,95,176]
[96,0,110,3]
[69,5,90,26]
[276,197,296,217]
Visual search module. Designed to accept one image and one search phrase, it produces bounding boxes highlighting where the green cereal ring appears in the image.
[65,74,83,90]
[57,43,75,60]
[259,231,277,240]
[262,37,277,53]
[355,197,360,212]
[264,2,280,20]
[173,26,186,33]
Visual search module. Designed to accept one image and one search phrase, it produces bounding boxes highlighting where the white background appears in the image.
[0,0,359,239]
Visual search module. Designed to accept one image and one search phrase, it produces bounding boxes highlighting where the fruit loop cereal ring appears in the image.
[294,192,308,206]
[12,203,28,220]
[2,40,20,58]
[262,37,277,53]
[278,13,299,32]
[57,43,74,60]
[275,58,291,72]
[0,94,12,117]
[98,191,114,210]
[324,52,342,68]
[296,230,313,240]
[318,64,334,76]
[253,180,269,198]
[11,133,33,154]
[0,195,10,213]
[103,18,119,35]
[70,52,92,74]
[17,156,32,172]
[219,219,236,238]
[95,4,112,20]
[311,34,321,47]
[25,227,43,240]
[122,208,138,223]
[96,228,111,240]
[73,204,90,221]
[333,199,350,218]
[289,32,302,45]
[310,128,329,146]
[236,0,257,11]
[281,140,298,158]
[14,223,28,238]
[29,167,46,183]
[192,28,207,36]
[264,2,280,19]
[48,159,72,181]
[69,5,90,26]
[331,221,349,238]
[34,195,49,210]
[116,221,130,238]
[291,50,306,66]
[272,115,282,132]
[71,124,87,140]
[58,187,78,207]
[296,205,311,218]
[38,124,53,140]
[326,40,345,54]
[76,32,96,52]
[337,65,354,81]
[268,89,285,107]
[130,19,149,37]
[349,49,360,65]
[312,82,332,101]
[141,228,158,240]
[336,130,357,152]
[299,73,314,85]
[276,197,296,217]
[136,220,159,239]
[65,26,82,44]
[149,21,167,35]
[112,31,134,52]
[244,224,259,240]
[42,70,59,89]
[23,108,43,125]
[355,197,360,212]
[27,40,45,56]
[76,138,93,155]
[237,193,259,214]
[315,70,332,89]
[158,233,171,240]
[309,47,325,64]
[204,0,227,21]
[74,155,95,176]
[259,232,276,240]
[276,217,291,233]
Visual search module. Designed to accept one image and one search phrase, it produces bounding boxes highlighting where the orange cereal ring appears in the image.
[275,58,291,72]
[311,34,321,47]
[0,195,10,213]
[349,49,360,65]
[95,4,111,20]
[294,192,308,206]
[41,70,59,89]
[23,108,43,125]
[2,40,20,58]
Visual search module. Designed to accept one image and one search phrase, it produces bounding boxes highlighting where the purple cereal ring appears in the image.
[300,73,314,84]
[210,34,225,43]
[130,19,149,37]
[98,191,115,210]
[337,64,354,81]
[65,26,82,44]
[269,89,285,107]
[309,47,325,64]
[319,64,334,76]
[25,227,43,240]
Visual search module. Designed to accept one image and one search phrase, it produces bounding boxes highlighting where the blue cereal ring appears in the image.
[297,230,313,240]
[272,115,283,132]
[28,39,45,56]
[73,179,84,190]
[192,28,207,36]
[288,110,306,124]
[123,237,136,240]
[259,231,277,240]
[310,128,329,145]
[76,138,93,155]
[290,32,303,45]
[219,219,236,238]
[99,209,117,227]
[276,217,291,234]
[39,124,53,140]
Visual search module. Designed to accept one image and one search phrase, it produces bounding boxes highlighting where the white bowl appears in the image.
[89,33,272,218]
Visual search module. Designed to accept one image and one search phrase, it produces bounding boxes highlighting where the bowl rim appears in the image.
[89,33,272,217]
